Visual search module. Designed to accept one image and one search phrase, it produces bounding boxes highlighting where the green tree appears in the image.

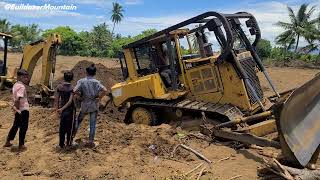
[42,26,81,56]
[11,24,41,50]
[133,29,157,41]
[256,39,272,58]
[89,23,113,57]
[0,19,10,33]
[77,31,92,56]
[110,2,124,36]
[275,3,316,53]
[108,28,157,58]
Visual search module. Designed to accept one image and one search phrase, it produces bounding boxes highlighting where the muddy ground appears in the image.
[0,53,319,179]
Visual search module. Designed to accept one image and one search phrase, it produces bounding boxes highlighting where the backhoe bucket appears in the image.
[277,75,320,167]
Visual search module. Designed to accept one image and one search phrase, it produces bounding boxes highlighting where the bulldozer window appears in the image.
[230,18,255,53]
[178,34,201,60]
[178,29,223,61]
[134,45,155,76]
[119,52,128,79]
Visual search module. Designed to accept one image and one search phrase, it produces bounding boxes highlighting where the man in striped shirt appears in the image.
[73,64,107,147]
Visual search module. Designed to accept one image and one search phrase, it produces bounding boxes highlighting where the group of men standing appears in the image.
[3,64,107,150]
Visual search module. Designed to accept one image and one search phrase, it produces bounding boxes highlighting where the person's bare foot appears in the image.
[3,141,12,147]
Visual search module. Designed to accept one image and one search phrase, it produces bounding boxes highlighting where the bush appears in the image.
[256,39,272,59]
[299,54,320,63]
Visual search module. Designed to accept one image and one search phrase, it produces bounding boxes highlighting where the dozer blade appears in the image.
[277,75,320,167]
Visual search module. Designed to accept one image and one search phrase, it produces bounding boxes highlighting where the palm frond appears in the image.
[297,3,308,22]
[275,21,293,29]
[306,5,316,19]
[300,43,318,53]
[309,16,320,24]
[287,6,297,25]
[276,30,295,44]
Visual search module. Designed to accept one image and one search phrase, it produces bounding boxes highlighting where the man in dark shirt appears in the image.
[73,64,107,147]
[54,71,75,149]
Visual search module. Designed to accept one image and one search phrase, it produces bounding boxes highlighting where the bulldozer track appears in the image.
[133,99,244,121]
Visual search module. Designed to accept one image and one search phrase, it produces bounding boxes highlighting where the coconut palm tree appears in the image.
[301,14,320,55]
[275,31,296,60]
[275,3,316,53]
[0,19,10,33]
[110,2,124,36]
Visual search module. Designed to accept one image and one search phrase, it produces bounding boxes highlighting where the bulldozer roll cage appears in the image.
[121,11,279,107]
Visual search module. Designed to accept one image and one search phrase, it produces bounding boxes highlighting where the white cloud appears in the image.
[70,0,113,6]
[113,0,319,44]
[124,0,143,5]
[1,0,319,46]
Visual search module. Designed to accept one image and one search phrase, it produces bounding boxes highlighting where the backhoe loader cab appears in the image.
[0,32,12,77]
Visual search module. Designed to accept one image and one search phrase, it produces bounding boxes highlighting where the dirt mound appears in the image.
[54,60,125,122]
[54,60,122,91]
[0,105,264,179]
[0,89,11,101]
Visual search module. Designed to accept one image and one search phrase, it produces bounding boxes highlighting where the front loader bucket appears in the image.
[277,75,320,167]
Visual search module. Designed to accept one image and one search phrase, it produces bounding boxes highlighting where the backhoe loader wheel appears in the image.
[131,107,156,126]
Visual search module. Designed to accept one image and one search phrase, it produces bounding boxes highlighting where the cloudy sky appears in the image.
[0,0,319,43]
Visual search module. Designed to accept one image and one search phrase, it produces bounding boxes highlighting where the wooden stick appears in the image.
[250,144,263,150]
[172,144,212,164]
[217,157,230,163]
[185,162,203,176]
[196,167,206,180]
[282,164,320,179]
[267,168,288,179]
[273,159,294,180]
[262,158,294,180]
[262,158,287,179]
[228,175,242,180]
[258,151,278,158]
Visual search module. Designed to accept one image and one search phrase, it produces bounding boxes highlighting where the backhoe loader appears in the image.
[0,33,62,106]
[109,12,320,168]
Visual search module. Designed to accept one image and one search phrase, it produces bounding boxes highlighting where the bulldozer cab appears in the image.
[118,30,183,85]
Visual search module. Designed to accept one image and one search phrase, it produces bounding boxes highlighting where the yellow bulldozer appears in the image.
[0,32,61,106]
[109,12,320,168]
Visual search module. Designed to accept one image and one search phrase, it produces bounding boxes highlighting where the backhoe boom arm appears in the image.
[20,33,61,88]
